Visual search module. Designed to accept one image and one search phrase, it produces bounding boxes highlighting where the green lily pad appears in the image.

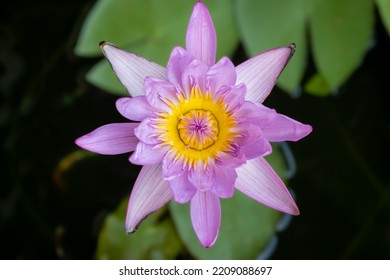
[236,0,375,96]
[86,59,126,96]
[235,0,315,94]
[96,200,182,260]
[376,0,390,35]
[75,0,239,95]
[309,0,374,89]
[304,73,332,97]
[169,145,288,259]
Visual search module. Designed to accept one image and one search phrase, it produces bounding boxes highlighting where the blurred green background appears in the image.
[1,0,389,259]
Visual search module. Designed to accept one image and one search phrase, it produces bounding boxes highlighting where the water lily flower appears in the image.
[76,1,312,248]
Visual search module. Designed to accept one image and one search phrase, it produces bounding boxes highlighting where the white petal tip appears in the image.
[125,220,136,234]
[125,215,146,234]
[289,43,296,54]
[100,42,122,59]
[99,41,114,52]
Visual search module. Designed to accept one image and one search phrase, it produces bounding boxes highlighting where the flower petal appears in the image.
[234,123,272,159]
[241,136,272,159]
[134,118,159,145]
[216,150,246,169]
[190,190,221,248]
[130,142,168,166]
[181,60,208,95]
[126,165,173,233]
[262,113,313,142]
[212,167,236,198]
[169,174,197,203]
[186,1,216,66]
[162,151,185,180]
[236,44,295,103]
[233,101,277,126]
[101,42,166,97]
[188,162,215,191]
[234,122,263,145]
[235,157,300,215]
[116,96,153,121]
[75,123,138,155]
[206,57,237,93]
[144,77,178,112]
[217,84,246,112]
[166,47,193,90]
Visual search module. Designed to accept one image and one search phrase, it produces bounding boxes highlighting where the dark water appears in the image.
[1,0,389,259]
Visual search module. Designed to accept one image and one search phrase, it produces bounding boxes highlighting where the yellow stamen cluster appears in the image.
[155,87,237,168]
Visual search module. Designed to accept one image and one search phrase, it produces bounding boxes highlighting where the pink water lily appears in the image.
[76,1,312,248]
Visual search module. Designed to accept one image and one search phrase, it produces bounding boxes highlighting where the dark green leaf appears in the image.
[86,60,127,96]
[76,0,239,95]
[304,73,332,97]
[96,200,182,259]
[376,0,390,35]
[235,0,315,94]
[309,0,374,89]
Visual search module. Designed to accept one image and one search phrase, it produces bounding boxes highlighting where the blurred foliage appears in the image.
[74,0,239,95]
[96,202,182,259]
[236,0,310,95]
[377,0,390,35]
[304,74,332,97]
[74,0,390,97]
[236,0,374,96]
[309,0,373,91]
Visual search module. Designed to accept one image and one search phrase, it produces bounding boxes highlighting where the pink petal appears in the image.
[100,42,166,97]
[169,174,196,203]
[75,123,138,155]
[233,101,277,126]
[162,152,185,180]
[190,190,221,248]
[234,122,263,145]
[181,60,208,95]
[166,47,193,90]
[215,150,246,169]
[144,77,178,112]
[126,165,173,233]
[212,167,236,198]
[129,142,168,166]
[116,96,153,121]
[235,157,300,215]
[134,118,159,145]
[217,84,246,112]
[188,162,215,191]
[234,123,272,159]
[241,136,272,159]
[236,44,295,103]
[186,1,216,67]
[206,57,237,93]
[262,113,313,142]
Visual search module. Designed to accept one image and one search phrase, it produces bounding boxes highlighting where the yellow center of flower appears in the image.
[156,87,237,168]
[178,109,219,150]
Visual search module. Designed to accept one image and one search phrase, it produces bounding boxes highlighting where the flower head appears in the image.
[76,1,312,248]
